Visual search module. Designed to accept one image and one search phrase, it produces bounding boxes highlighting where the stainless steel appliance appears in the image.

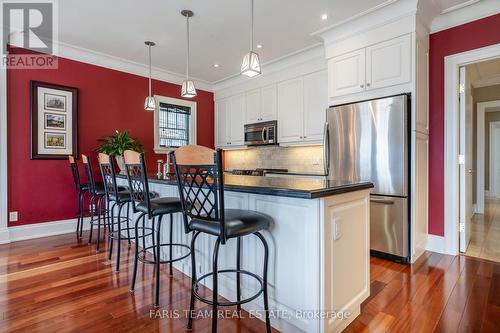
[244,121,277,146]
[325,94,410,263]
[228,168,288,176]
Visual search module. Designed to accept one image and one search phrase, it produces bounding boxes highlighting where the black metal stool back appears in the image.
[123,150,153,218]
[69,155,82,191]
[98,153,121,203]
[170,145,226,243]
[82,154,97,195]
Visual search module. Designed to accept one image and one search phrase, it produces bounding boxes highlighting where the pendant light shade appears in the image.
[241,51,261,77]
[241,0,261,77]
[181,10,196,98]
[144,41,156,111]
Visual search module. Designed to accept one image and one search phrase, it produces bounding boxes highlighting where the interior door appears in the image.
[490,122,500,197]
[459,66,473,253]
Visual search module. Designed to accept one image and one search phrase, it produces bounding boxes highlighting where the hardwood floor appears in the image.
[0,232,277,333]
[466,199,500,262]
[345,252,500,333]
[1,232,500,333]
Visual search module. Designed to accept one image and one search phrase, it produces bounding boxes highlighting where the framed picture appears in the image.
[31,81,78,159]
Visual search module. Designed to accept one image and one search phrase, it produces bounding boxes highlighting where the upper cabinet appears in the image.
[328,49,365,98]
[277,70,328,144]
[366,34,411,90]
[245,84,277,124]
[328,34,411,99]
[215,93,245,148]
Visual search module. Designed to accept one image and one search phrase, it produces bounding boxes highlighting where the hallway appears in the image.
[466,199,500,262]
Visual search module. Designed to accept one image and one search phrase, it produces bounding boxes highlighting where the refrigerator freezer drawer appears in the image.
[370,195,408,258]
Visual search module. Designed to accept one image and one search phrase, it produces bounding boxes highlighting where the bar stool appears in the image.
[123,150,190,308]
[171,145,272,333]
[98,153,137,271]
[82,154,108,252]
[68,155,87,238]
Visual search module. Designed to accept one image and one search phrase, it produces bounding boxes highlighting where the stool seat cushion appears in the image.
[136,197,182,216]
[189,209,270,239]
[109,189,132,202]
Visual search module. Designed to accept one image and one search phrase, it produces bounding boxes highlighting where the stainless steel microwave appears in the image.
[244,121,277,146]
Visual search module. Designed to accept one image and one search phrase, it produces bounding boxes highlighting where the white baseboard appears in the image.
[426,234,446,254]
[3,217,91,244]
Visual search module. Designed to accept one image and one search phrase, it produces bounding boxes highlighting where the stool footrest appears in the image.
[137,243,191,265]
[192,269,264,306]
[108,227,153,240]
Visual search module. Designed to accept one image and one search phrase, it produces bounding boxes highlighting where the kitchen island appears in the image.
[116,173,372,333]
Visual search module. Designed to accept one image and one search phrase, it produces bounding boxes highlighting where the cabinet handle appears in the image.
[366,83,371,87]
[360,84,364,88]
[304,136,307,138]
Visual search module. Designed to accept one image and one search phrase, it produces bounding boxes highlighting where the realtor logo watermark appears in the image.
[1,0,58,69]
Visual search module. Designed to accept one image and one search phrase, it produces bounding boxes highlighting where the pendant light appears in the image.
[144,41,156,111]
[181,10,196,98]
[241,0,261,77]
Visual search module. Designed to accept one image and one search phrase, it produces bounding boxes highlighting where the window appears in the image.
[154,96,196,152]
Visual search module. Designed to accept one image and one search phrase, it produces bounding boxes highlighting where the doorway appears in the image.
[458,57,500,261]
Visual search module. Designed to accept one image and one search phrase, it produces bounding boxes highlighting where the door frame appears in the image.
[477,100,500,210]
[0,50,8,243]
[489,121,500,198]
[444,43,500,255]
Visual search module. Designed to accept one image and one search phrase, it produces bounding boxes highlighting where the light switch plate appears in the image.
[9,211,18,222]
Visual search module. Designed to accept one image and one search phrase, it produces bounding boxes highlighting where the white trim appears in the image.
[476,100,500,213]
[489,121,500,197]
[431,0,500,33]
[0,47,7,242]
[473,75,500,88]
[153,95,197,154]
[444,43,500,256]
[426,235,447,254]
[0,217,91,244]
[58,40,213,92]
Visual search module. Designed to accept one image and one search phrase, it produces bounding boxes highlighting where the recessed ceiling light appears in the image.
[213,63,219,68]
[257,44,263,49]
[321,13,328,20]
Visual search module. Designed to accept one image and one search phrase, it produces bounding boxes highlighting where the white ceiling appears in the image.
[468,57,500,88]
[57,0,473,84]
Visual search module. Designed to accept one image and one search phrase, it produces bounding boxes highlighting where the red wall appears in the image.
[429,13,500,236]
[7,51,214,226]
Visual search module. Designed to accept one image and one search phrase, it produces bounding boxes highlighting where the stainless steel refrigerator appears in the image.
[325,94,410,263]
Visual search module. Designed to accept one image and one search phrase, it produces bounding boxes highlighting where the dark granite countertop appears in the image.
[116,173,373,199]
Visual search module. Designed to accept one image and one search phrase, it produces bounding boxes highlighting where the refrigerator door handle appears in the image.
[370,198,395,205]
[323,121,330,175]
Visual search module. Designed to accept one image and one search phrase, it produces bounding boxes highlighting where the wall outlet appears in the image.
[9,211,18,222]
[333,219,342,240]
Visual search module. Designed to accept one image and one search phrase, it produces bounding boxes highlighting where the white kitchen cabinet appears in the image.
[277,70,328,145]
[366,34,411,90]
[260,84,277,122]
[244,84,277,124]
[277,77,304,143]
[230,93,245,145]
[303,70,328,142]
[215,94,245,148]
[245,88,261,124]
[328,49,365,98]
[328,34,412,99]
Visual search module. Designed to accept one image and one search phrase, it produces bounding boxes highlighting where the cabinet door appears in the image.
[229,93,245,145]
[303,70,328,142]
[328,49,365,98]
[366,34,411,90]
[261,84,277,121]
[277,77,303,143]
[245,89,261,124]
[215,98,230,147]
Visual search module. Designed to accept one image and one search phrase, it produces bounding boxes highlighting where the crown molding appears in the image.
[56,41,213,92]
[212,44,325,92]
[312,0,418,46]
[430,0,500,33]
[473,75,500,88]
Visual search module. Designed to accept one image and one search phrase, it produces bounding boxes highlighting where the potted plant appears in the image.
[96,130,143,171]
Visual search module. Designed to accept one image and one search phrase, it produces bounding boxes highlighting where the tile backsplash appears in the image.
[224,145,325,174]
